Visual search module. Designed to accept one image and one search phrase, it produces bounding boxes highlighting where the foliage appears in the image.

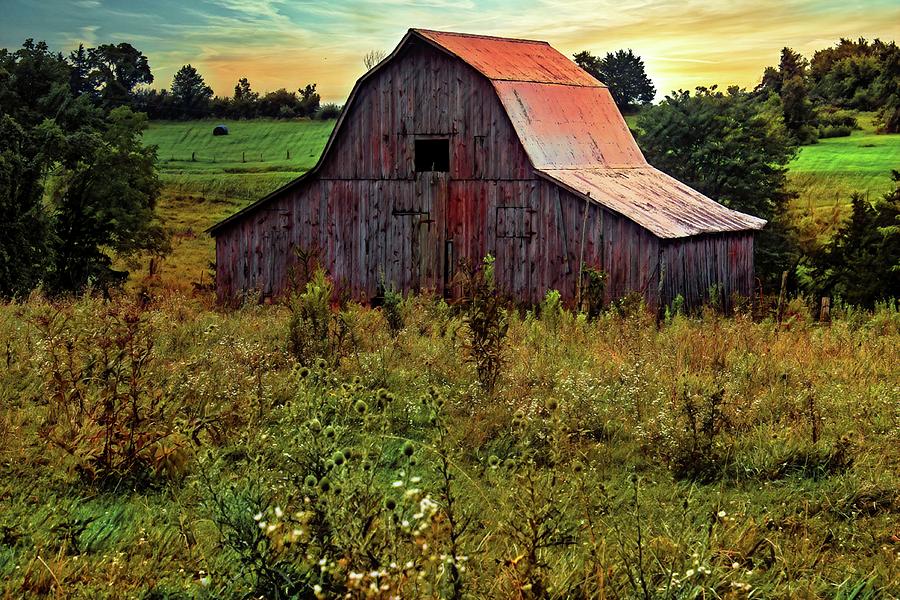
[49,107,168,293]
[756,48,819,145]
[0,292,898,597]
[0,39,169,297]
[573,48,655,110]
[287,268,353,367]
[84,43,153,109]
[636,86,799,288]
[457,255,509,395]
[811,171,900,306]
[170,64,213,119]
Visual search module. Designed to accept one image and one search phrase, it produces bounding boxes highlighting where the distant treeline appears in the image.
[752,38,900,143]
[66,41,341,121]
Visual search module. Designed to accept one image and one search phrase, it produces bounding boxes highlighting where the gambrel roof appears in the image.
[209,29,766,238]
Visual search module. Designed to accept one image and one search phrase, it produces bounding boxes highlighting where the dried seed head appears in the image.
[402,442,415,457]
[304,474,318,488]
[354,400,368,415]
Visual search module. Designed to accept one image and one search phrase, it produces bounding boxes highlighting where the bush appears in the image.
[286,268,352,367]
[456,255,508,395]
[818,124,852,138]
[316,103,341,120]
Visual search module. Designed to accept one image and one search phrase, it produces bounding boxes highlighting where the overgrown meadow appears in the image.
[1,274,898,599]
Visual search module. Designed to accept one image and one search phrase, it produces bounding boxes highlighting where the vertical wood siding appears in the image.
[214,38,755,311]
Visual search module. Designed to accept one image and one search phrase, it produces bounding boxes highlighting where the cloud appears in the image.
[2,0,899,101]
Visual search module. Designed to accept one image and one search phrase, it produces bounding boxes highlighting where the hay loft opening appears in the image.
[414,138,450,172]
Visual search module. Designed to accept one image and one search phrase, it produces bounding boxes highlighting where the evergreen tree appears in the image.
[573,49,655,110]
[170,64,213,119]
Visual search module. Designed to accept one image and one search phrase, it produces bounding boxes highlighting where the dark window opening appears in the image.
[414,138,450,172]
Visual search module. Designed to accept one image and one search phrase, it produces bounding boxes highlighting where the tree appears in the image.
[813,172,900,306]
[363,49,386,71]
[0,39,168,296]
[636,86,799,288]
[231,77,259,118]
[87,42,153,108]
[297,83,320,117]
[49,107,168,292]
[573,49,655,110]
[170,64,213,119]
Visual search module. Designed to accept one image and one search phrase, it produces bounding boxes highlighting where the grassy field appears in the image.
[0,292,898,598]
[787,113,900,237]
[140,119,334,290]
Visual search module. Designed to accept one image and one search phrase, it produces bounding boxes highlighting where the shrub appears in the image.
[286,268,352,366]
[456,255,509,394]
[818,124,852,138]
[316,103,342,120]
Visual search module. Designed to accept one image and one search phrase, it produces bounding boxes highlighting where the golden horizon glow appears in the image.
[3,0,899,104]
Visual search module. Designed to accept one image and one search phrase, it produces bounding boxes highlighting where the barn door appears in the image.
[386,174,446,294]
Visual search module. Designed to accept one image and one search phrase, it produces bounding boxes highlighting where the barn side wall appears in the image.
[213,37,751,311]
[659,233,755,313]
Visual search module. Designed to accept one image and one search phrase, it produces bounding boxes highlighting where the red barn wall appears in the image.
[214,38,753,311]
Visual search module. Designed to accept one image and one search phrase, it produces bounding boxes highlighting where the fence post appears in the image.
[286,149,290,160]
[191,151,196,162]
[820,297,831,323]
[242,151,245,163]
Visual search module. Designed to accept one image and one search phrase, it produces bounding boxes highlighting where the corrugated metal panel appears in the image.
[414,29,600,87]
[492,81,647,169]
[540,168,767,239]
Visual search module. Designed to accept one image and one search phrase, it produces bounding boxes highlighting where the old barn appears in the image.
[209,29,766,310]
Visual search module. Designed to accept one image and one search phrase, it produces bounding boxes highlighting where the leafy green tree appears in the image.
[0,39,168,296]
[87,42,153,108]
[297,83,320,117]
[48,107,168,292]
[573,49,655,110]
[636,86,799,288]
[231,76,259,118]
[171,64,213,119]
[813,172,900,306]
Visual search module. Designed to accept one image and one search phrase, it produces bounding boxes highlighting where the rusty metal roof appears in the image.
[493,81,647,169]
[210,28,766,238]
[416,29,766,237]
[540,168,767,239]
[413,29,600,87]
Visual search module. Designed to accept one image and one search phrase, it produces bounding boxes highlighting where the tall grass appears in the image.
[1,290,897,598]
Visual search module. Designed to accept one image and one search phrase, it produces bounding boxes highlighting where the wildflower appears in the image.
[298,367,310,379]
[392,480,403,487]
[323,425,336,439]
[385,498,397,511]
[717,510,727,518]
[200,576,211,587]
[306,418,321,432]
[410,476,422,483]
[316,358,327,370]
[546,398,559,412]
[488,455,500,468]
[318,477,332,493]
[354,399,368,415]
[332,450,346,466]
[304,474,318,488]
[274,506,283,518]
[253,511,264,521]
[401,442,415,457]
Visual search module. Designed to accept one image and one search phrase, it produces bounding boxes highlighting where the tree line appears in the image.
[65,41,340,121]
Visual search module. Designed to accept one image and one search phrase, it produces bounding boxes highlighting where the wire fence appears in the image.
[160,149,306,164]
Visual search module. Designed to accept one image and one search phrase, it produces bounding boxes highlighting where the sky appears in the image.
[2,0,899,103]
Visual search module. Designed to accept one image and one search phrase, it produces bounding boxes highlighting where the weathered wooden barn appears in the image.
[209,29,766,310]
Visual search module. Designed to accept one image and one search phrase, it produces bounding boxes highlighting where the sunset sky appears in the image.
[3,0,899,103]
